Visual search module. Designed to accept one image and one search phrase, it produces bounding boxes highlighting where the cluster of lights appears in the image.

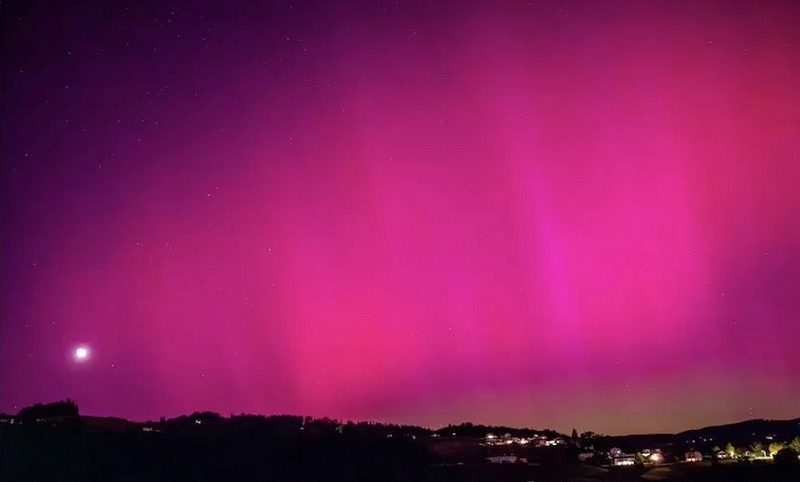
[484,433,560,447]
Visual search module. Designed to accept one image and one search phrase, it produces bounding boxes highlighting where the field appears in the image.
[425,461,800,482]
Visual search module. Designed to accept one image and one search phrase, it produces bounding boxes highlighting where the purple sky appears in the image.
[2,0,799,435]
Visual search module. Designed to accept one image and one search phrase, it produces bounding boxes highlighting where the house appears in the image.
[544,437,565,446]
[611,454,636,466]
[529,435,548,447]
[685,451,702,462]
[646,451,664,464]
[486,455,519,464]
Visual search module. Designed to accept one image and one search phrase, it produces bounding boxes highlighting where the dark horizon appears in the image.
[5,399,799,439]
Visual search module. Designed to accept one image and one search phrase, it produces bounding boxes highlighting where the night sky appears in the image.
[2,0,799,435]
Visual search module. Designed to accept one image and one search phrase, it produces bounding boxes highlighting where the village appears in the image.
[472,430,800,468]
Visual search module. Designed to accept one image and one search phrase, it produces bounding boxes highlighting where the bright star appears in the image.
[74,346,89,361]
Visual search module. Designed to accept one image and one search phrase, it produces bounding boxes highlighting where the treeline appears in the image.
[15,399,79,419]
[716,438,800,464]
[6,401,563,440]
[435,421,563,438]
[154,412,433,438]
[2,411,431,482]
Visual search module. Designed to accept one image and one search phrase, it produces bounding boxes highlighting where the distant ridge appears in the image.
[678,418,800,441]
[5,401,798,442]
[600,417,800,448]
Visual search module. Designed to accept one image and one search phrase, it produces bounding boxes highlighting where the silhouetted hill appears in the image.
[434,422,563,438]
[678,418,800,445]
[596,418,800,451]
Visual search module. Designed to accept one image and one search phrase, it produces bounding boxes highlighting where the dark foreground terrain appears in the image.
[429,462,800,482]
[2,411,800,482]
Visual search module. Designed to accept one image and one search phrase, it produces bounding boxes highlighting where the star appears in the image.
[74,346,90,361]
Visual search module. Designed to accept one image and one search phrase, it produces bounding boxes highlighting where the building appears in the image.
[646,451,664,465]
[486,455,519,464]
[685,451,703,462]
[611,454,636,466]
[544,437,565,446]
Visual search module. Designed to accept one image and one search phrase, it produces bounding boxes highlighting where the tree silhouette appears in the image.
[769,442,787,456]
[17,400,79,419]
[774,447,799,465]
[790,436,800,453]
